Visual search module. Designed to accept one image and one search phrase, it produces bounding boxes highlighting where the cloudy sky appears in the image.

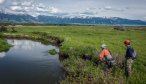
[0,0,146,20]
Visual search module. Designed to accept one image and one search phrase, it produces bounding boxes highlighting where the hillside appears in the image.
[0,13,146,25]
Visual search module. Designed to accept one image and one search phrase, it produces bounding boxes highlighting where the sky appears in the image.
[0,0,146,20]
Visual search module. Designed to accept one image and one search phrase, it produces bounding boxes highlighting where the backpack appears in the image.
[131,49,137,59]
[128,47,137,59]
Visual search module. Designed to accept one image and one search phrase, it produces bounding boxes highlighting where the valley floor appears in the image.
[0,26,146,84]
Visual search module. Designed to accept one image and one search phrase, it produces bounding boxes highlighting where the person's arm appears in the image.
[99,50,105,61]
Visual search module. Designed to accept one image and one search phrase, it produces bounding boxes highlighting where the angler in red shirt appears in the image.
[97,44,114,72]
[99,44,112,61]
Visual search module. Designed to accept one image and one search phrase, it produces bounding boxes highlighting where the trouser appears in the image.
[125,58,133,77]
[104,60,113,73]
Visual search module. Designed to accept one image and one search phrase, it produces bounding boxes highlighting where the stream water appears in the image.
[0,39,65,84]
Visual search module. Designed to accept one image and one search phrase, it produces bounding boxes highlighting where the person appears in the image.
[97,44,113,72]
[124,39,135,77]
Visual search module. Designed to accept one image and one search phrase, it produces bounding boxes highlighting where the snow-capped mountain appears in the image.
[0,13,146,25]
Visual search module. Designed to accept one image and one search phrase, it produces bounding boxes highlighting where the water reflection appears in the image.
[8,39,52,50]
[0,39,65,84]
[0,52,6,58]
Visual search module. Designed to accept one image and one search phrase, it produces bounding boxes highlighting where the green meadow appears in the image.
[0,26,146,84]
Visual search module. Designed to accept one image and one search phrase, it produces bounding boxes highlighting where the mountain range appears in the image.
[0,13,146,25]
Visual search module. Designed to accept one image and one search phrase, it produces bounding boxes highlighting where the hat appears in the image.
[124,39,131,45]
[101,44,106,48]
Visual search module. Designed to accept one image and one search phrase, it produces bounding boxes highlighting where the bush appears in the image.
[0,25,8,32]
[114,26,126,31]
[48,49,58,55]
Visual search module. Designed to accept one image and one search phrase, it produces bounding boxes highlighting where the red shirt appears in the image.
[99,49,111,60]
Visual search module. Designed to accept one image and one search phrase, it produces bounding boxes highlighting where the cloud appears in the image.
[21,2,32,6]
[2,0,145,20]
[53,12,68,16]
[56,7,99,18]
[35,5,60,14]
[81,11,98,16]
[0,0,5,4]
[10,6,23,11]
[12,2,21,5]
[144,17,146,20]
[23,7,32,11]
[36,7,47,12]
[48,7,59,13]
[85,7,96,11]
[104,6,112,10]
[8,1,61,16]
[38,3,45,8]
[78,7,98,17]
[0,52,6,58]
[11,1,34,12]
[81,11,95,15]
[103,6,124,12]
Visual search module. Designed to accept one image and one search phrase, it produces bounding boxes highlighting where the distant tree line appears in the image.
[114,26,126,31]
[114,26,146,31]
[0,23,16,32]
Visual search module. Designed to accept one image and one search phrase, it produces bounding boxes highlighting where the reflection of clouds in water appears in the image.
[7,39,46,50]
[7,39,59,53]
[0,52,6,58]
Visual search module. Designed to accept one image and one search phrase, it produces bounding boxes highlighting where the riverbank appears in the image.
[0,32,63,45]
[0,26,146,84]
[0,38,11,52]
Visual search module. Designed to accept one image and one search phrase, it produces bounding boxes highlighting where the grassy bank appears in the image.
[0,38,11,52]
[0,26,146,84]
